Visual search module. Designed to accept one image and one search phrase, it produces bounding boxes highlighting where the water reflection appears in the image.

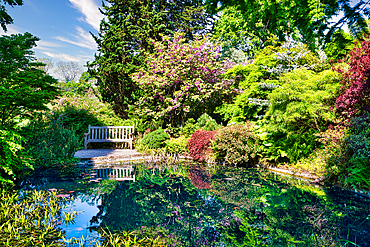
[20,163,370,246]
[85,165,135,181]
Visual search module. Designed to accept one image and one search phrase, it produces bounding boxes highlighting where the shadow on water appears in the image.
[19,162,370,247]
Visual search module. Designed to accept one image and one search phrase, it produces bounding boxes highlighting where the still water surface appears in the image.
[20,163,370,246]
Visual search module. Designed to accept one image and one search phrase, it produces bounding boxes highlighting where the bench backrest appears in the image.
[87,125,134,140]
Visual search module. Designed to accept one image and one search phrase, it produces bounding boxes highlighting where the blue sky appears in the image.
[0,0,104,67]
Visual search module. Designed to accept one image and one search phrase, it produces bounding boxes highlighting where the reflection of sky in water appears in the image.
[62,197,102,242]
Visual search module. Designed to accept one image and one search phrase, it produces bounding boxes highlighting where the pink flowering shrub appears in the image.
[132,32,233,126]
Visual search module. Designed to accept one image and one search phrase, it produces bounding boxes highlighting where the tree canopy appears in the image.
[209,0,370,52]
[88,0,212,118]
[54,61,83,82]
[132,33,232,127]
[0,32,59,128]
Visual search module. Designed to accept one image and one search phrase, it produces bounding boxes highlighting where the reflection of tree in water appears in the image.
[210,167,370,246]
[189,166,212,189]
[89,165,236,245]
[89,181,139,231]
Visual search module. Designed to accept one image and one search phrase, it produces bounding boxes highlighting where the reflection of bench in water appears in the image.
[87,166,135,181]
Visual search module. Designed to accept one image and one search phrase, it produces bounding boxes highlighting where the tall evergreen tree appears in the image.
[88,0,211,118]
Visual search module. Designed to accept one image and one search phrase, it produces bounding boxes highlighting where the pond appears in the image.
[19,162,370,247]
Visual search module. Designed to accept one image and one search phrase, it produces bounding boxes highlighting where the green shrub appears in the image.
[25,119,80,168]
[53,91,126,132]
[180,114,220,138]
[180,118,197,138]
[141,129,170,150]
[343,114,370,189]
[196,113,220,131]
[165,136,188,156]
[0,129,31,187]
[212,123,259,166]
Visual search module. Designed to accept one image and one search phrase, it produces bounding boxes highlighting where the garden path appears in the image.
[74,149,150,164]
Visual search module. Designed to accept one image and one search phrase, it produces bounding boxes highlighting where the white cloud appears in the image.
[55,26,96,50]
[42,51,88,62]
[35,40,62,51]
[0,25,21,36]
[69,0,103,30]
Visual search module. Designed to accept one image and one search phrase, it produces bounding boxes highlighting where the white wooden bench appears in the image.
[84,125,134,149]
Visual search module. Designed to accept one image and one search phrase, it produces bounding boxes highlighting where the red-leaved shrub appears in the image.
[187,130,218,161]
[335,36,370,117]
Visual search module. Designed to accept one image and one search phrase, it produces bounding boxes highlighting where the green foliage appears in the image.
[212,123,259,166]
[98,227,171,247]
[324,29,354,62]
[266,69,341,132]
[207,0,370,52]
[25,118,80,168]
[343,114,370,189]
[0,33,59,128]
[0,0,23,32]
[88,0,210,119]
[165,136,188,156]
[0,129,31,186]
[196,113,221,131]
[0,189,76,246]
[180,114,221,138]
[212,6,258,55]
[259,69,340,163]
[51,91,126,137]
[217,41,321,123]
[141,129,170,150]
[58,80,92,96]
[258,126,322,163]
[180,118,198,138]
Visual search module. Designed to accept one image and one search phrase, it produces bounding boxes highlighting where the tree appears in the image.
[208,0,370,52]
[216,40,320,123]
[36,58,54,73]
[132,33,232,127]
[54,61,83,82]
[88,0,212,119]
[0,32,58,186]
[0,0,23,32]
[0,32,59,128]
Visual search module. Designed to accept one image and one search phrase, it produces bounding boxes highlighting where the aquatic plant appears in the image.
[0,189,76,246]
